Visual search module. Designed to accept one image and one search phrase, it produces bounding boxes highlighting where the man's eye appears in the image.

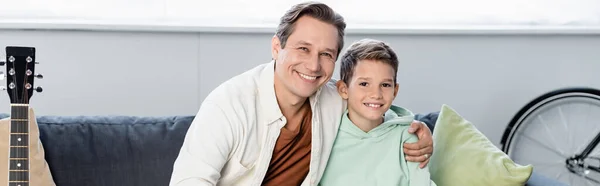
[298,47,309,52]
[320,53,333,58]
[359,82,367,86]
[382,83,392,87]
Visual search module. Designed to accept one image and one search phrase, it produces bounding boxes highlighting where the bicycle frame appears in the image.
[566,130,600,183]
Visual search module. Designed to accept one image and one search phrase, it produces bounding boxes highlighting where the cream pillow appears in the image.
[429,104,533,186]
[0,107,56,186]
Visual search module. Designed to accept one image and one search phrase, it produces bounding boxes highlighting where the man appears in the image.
[169,2,433,186]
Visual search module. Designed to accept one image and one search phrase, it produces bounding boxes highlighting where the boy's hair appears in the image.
[340,39,399,84]
[275,2,347,59]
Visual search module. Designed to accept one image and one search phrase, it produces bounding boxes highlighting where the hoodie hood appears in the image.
[340,105,415,138]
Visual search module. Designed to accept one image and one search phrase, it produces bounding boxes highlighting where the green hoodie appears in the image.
[319,105,437,186]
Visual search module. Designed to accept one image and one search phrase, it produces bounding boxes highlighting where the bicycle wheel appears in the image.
[501,87,600,186]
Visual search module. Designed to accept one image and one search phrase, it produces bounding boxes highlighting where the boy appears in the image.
[319,39,437,186]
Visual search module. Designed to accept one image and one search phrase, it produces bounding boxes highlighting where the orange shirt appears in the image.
[262,101,312,186]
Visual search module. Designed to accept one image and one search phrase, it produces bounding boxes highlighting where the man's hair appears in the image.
[275,2,346,58]
[340,38,399,84]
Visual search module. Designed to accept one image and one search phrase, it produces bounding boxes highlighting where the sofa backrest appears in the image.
[1,114,195,186]
[0,112,440,186]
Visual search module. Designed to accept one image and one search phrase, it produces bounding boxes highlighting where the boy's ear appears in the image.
[336,80,349,99]
[271,35,281,60]
[393,83,399,97]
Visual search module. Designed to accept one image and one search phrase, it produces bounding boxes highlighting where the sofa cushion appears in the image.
[428,104,533,186]
[1,114,195,186]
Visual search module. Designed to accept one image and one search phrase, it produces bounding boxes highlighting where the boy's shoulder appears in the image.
[385,105,415,121]
[384,105,419,142]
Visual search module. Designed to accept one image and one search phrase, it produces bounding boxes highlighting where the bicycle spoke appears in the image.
[584,175,599,185]
[558,106,573,152]
[538,115,566,157]
[569,173,574,186]
[575,103,594,153]
[575,130,600,156]
[564,166,598,186]
[516,130,568,158]
[555,171,564,181]
[528,160,562,167]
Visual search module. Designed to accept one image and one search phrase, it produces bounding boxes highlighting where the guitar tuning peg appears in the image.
[0,61,4,66]
[35,86,43,93]
[35,73,43,79]
[0,86,5,91]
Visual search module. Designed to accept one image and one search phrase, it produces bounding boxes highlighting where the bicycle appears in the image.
[501,87,600,186]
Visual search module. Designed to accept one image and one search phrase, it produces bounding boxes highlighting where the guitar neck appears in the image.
[8,104,29,186]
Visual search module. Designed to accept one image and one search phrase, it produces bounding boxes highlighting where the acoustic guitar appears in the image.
[1,46,54,186]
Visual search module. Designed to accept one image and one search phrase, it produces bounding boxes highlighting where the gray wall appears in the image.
[1,28,599,147]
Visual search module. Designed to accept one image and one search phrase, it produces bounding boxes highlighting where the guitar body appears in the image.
[0,46,55,186]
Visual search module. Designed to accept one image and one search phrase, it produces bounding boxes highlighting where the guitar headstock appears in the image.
[1,46,43,104]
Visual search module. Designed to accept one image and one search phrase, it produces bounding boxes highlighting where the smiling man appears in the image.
[169,2,433,186]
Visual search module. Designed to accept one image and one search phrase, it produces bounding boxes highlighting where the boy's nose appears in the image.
[369,88,383,99]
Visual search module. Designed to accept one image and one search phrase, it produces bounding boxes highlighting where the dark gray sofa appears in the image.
[0,112,567,186]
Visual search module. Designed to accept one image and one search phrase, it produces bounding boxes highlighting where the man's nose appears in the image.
[305,55,320,72]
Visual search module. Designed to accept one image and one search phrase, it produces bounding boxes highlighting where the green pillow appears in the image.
[429,104,533,186]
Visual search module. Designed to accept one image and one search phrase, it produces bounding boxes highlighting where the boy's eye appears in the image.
[382,83,392,87]
[359,82,368,86]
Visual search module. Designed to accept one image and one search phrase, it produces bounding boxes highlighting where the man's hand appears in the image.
[403,120,433,168]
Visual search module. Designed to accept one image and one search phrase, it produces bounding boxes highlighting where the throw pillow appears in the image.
[429,104,533,186]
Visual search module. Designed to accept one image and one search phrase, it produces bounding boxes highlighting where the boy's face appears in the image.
[337,59,399,122]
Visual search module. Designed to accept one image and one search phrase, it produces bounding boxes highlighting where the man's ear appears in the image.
[336,80,349,99]
[271,35,281,60]
[393,83,399,97]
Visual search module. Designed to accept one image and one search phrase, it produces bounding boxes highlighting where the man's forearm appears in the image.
[170,159,221,186]
[170,101,235,186]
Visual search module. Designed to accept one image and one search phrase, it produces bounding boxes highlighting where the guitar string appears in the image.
[11,55,19,184]
[20,54,29,185]
[21,55,31,185]
[18,56,23,185]
[9,55,18,184]
[25,57,29,185]
[17,55,23,185]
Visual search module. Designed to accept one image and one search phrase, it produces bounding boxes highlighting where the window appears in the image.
[1,0,599,28]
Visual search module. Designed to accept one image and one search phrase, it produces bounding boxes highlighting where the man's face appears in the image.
[271,15,339,99]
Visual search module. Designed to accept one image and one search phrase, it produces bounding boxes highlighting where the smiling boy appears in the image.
[319,39,436,186]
